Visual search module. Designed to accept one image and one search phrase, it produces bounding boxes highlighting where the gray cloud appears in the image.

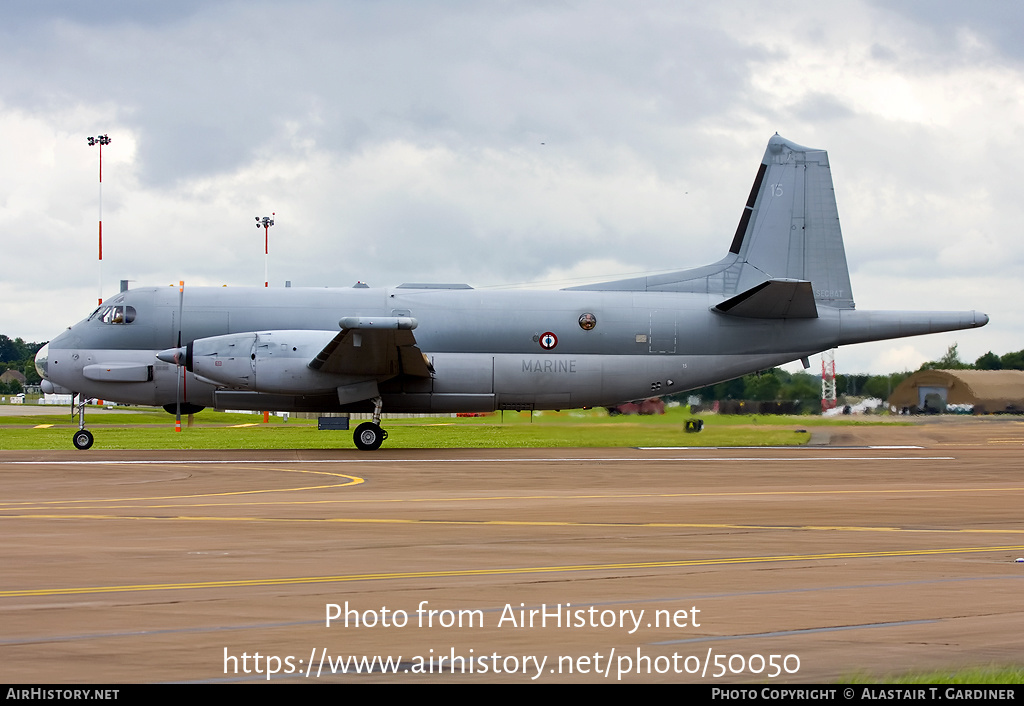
[867,0,1024,63]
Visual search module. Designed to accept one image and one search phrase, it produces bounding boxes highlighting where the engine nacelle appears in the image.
[159,330,371,394]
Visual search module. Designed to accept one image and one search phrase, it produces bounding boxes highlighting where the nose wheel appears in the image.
[73,429,94,450]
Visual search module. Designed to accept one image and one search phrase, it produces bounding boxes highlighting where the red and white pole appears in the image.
[88,134,111,305]
[98,140,102,305]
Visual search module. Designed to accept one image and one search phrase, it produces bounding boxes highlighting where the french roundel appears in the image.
[539,332,558,350]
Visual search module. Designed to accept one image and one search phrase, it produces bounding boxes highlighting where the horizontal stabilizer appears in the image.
[714,279,818,319]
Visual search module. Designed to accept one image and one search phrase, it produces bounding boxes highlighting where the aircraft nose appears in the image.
[976,311,990,327]
[156,347,186,365]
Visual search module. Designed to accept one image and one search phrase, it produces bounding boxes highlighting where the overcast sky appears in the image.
[3,0,1022,375]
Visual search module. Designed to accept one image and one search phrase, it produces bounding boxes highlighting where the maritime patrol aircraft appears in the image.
[35,135,988,450]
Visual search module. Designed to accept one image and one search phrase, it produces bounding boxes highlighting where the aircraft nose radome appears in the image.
[34,343,49,379]
[975,311,990,327]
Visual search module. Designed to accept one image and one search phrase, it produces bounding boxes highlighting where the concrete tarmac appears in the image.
[2,419,1023,683]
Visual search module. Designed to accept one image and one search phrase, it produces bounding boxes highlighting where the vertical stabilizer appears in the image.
[732,134,854,308]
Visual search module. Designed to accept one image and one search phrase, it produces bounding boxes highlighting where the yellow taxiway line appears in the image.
[4,545,1023,598]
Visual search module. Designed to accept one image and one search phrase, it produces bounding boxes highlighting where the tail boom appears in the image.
[837,310,989,347]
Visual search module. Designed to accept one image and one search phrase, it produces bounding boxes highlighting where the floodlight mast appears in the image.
[255,214,275,425]
[87,134,111,305]
[256,214,275,288]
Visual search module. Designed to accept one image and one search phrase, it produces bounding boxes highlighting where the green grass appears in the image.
[0,405,823,450]
[0,408,266,426]
[842,665,1024,684]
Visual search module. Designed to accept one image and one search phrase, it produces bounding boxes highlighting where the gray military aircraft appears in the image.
[36,135,988,450]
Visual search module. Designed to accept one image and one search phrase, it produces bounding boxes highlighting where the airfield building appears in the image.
[888,369,1024,414]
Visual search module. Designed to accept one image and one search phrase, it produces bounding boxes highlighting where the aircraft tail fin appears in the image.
[729,134,854,309]
[569,134,856,310]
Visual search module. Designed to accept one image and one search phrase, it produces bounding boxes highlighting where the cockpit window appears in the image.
[96,305,137,324]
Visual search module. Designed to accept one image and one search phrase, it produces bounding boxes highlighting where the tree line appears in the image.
[927,343,1024,371]
[0,335,46,393]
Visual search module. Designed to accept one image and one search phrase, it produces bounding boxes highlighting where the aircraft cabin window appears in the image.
[98,305,137,324]
[579,313,597,330]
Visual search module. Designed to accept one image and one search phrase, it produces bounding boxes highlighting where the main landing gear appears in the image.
[353,396,388,451]
[72,393,94,450]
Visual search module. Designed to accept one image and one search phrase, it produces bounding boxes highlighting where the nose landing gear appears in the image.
[71,393,94,450]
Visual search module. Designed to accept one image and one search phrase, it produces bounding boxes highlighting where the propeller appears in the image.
[175,280,184,432]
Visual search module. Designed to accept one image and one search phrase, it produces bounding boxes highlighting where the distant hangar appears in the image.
[888,369,1024,414]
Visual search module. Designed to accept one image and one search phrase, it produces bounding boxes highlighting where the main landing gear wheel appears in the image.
[353,422,387,451]
[72,429,94,450]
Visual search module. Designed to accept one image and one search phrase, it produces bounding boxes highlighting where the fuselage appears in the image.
[38,284,848,414]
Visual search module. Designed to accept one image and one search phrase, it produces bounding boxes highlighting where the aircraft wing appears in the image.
[713,279,818,319]
[308,316,433,378]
